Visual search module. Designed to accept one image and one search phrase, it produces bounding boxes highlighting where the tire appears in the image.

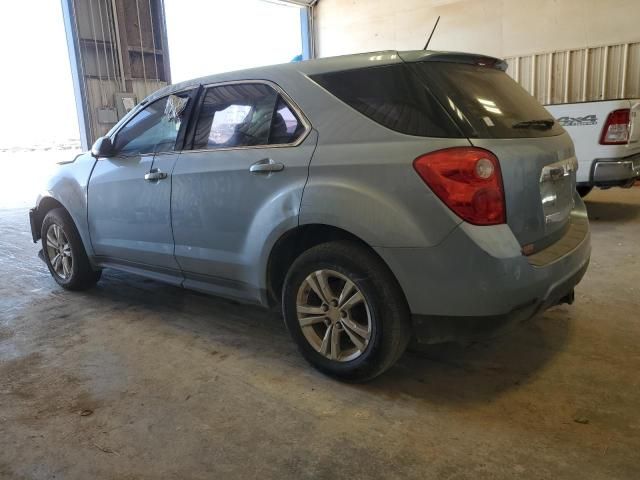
[577,186,593,198]
[41,208,101,290]
[282,241,411,382]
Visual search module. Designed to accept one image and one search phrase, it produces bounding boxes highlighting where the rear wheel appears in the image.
[577,186,593,198]
[282,241,411,381]
[41,208,101,290]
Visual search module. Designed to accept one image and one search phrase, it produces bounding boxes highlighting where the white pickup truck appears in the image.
[546,99,640,197]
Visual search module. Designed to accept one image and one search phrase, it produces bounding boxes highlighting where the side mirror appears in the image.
[91,136,114,158]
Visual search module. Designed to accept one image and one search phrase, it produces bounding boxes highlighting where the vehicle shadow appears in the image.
[361,310,570,404]
[81,268,294,347]
[84,268,571,406]
[585,199,640,222]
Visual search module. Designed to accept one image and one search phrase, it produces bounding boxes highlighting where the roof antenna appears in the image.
[423,16,441,50]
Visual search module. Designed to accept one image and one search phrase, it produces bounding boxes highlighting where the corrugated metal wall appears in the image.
[505,42,640,105]
[64,0,170,146]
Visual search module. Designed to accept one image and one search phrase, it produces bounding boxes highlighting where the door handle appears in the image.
[144,168,168,181]
[249,158,284,173]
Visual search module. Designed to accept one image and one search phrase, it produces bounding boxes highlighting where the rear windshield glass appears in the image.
[310,64,462,138]
[414,62,564,138]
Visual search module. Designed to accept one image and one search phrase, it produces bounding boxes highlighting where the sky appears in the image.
[0,0,302,149]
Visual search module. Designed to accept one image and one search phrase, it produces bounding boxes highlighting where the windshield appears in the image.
[414,62,565,138]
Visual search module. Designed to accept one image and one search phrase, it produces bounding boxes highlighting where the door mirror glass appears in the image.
[91,136,114,157]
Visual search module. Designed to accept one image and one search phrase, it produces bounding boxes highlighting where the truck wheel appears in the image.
[41,208,101,290]
[282,241,411,382]
[577,186,593,198]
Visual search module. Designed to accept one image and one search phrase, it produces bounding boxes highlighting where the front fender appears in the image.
[34,152,97,257]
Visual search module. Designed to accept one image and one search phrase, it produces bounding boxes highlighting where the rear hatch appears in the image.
[407,57,576,250]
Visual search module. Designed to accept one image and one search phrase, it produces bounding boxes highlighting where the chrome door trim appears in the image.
[96,152,157,162]
[180,139,313,155]
[108,80,312,157]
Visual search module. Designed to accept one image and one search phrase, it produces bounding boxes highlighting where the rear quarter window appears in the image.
[310,64,463,138]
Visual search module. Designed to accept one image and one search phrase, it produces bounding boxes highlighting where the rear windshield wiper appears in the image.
[512,119,555,130]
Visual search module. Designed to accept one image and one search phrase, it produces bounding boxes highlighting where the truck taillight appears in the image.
[413,147,505,225]
[600,109,630,145]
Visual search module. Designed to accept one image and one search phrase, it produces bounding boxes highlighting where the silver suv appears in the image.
[29,50,591,381]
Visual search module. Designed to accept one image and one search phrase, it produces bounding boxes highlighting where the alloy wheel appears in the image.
[45,224,73,280]
[296,269,372,362]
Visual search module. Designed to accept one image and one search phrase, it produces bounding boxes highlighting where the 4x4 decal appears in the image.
[557,115,597,126]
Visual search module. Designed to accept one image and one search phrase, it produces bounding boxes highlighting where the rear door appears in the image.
[171,82,316,300]
[415,61,576,250]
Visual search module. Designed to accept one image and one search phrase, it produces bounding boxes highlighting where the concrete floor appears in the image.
[1,188,639,479]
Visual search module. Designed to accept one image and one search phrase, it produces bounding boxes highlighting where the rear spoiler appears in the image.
[398,51,508,71]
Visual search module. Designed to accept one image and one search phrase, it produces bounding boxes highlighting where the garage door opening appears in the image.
[165,0,303,83]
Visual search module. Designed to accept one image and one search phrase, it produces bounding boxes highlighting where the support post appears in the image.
[300,6,313,60]
[61,0,91,151]
[158,0,172,83]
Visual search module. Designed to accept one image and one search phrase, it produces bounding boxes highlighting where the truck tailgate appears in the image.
[546,99,640,183]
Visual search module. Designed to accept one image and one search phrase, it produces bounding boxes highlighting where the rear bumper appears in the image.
[410,260,588,344]
[587,153,640,187]
[375,199,591,344]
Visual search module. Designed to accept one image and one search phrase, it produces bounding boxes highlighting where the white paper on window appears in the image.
[164,95,189,122]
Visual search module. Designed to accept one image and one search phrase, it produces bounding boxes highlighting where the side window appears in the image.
[193,84,277,150]
[113,93,190,156]
[311,64,461,138]
[192,83,307,150]
[269,96,305,145]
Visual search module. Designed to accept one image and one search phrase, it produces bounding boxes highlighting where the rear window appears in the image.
[414,62,564,138]
[310,64,462,138]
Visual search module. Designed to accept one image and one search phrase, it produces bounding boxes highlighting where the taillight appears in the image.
[600,109,630,145]
[413,147,505,225]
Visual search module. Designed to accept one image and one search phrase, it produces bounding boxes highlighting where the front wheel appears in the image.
[282,241,411,382]
[41,208,101,290]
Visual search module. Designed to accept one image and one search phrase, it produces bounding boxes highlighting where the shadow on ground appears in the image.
[363,312,569,404]
[85,268,570,407]
[585,197,640,222]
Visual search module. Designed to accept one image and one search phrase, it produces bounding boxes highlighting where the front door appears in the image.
[88,91,195,280]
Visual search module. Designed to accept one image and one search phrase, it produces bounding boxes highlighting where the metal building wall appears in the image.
[505,42,640,106]
[62,0,170,149]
